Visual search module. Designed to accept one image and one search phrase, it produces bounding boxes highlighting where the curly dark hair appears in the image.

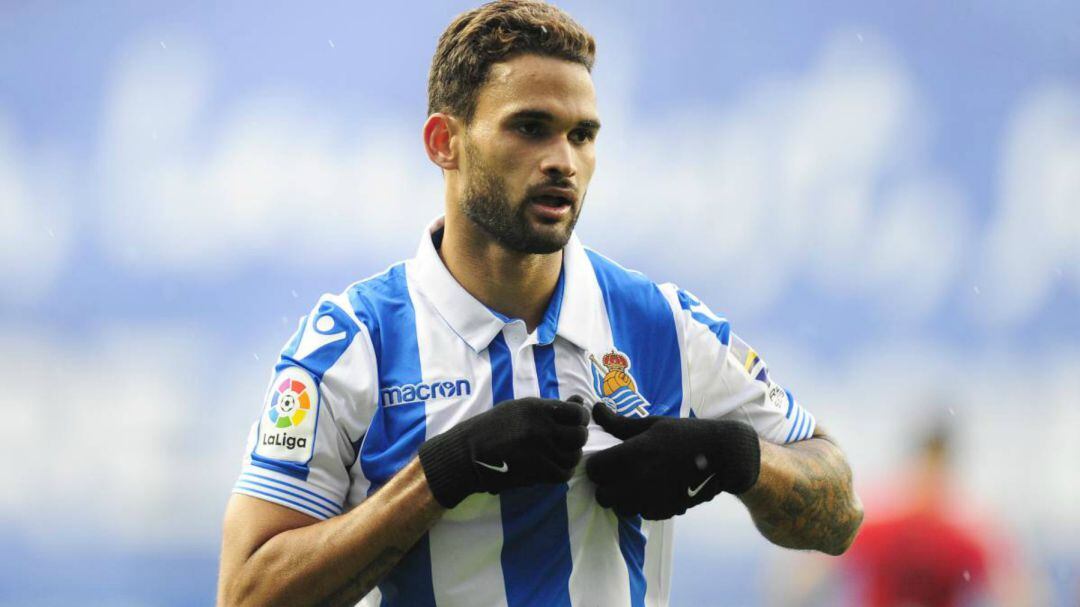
[427,0,596,122]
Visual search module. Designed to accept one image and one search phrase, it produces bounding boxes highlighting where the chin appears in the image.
[521,227,573,254]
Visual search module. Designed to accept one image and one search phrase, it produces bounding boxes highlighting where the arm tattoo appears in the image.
[318,547,405,607]
[740,433,864,555]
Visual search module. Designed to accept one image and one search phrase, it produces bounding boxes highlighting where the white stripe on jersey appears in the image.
[415,273,510,607]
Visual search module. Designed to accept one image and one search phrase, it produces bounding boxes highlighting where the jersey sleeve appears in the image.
[660,284,816,444]
[232,292,379,520]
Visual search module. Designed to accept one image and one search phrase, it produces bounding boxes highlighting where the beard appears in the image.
[459,139,582,255]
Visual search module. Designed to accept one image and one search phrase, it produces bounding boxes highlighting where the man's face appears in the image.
[457,54,600,254]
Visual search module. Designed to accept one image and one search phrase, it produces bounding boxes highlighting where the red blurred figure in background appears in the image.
[843,420,989,607]
[770,412,1045,607]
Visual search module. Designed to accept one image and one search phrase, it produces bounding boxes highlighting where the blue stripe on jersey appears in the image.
[490,334,574,607]
[800,412,815,441]
[785,406,804,443]
[586,251,683,417]
[489,333,515,405]
[536,267,566,346]
[233,485,330,520]
[239,472,341,512]
[586,250,684,607]
[234,479,338,518]
[351,264,426,490]
[676,289,731,346]
[533,343,561,401]
[348,263,436,607]
[618,518,648,607]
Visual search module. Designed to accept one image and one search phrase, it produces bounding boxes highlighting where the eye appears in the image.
[569,128,596,144]
[516,121,545,138]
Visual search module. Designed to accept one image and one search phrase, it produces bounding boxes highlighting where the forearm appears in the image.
[738,430,863,555]
[223,457,444,607]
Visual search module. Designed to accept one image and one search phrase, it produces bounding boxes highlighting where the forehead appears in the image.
[473,54,597,123]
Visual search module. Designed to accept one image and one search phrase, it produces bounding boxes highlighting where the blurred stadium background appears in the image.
[2,1,1077,605]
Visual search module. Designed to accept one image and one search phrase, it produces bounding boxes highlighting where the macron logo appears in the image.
[381,379,472,407]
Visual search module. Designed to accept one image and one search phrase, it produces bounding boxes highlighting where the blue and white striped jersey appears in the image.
[233,217,817,607]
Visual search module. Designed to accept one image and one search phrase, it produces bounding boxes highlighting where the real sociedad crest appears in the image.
[590,350,651,418]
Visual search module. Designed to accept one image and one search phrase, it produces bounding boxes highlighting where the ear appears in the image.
[423,113,460,171]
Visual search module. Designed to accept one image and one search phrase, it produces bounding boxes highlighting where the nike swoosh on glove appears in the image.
[419,396,590,508]
[585,402,761,520]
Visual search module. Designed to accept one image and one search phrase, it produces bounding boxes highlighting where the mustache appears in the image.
[524,180,578,197]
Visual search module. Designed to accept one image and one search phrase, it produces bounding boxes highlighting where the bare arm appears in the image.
[738,426,863,555]
[217,457,444,607]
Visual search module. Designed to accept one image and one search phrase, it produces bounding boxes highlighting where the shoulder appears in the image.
[280,261,412,376]
[306,261,411,341]
[582,247,737,354]
[582,246,690,324]
[582,246,658,291]
[340,262,411,329]
[583,247,675,306]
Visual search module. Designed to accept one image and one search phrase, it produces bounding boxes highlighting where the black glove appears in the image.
[418,396,590,508]
[585,402,760,520]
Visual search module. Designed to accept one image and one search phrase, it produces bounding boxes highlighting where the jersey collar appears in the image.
[410,216,601,354]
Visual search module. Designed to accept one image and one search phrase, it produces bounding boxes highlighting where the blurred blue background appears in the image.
[2,1,1078,605]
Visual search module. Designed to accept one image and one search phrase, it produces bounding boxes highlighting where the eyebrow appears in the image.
[507,109,601,132]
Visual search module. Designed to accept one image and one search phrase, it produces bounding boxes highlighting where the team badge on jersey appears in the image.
[255,366,319,463]
[590,350,651,418]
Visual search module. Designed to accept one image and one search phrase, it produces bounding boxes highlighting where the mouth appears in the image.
[528,193,574,222]
[524,183,578,223]
[530,183,576,206]
[531,194,573,208]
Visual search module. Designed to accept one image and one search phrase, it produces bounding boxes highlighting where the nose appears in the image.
[539,139,576,181]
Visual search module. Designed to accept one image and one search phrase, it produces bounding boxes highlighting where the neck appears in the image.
[439,213,562,333]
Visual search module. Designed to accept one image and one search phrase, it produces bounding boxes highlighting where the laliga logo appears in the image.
[269,378,311,428]
[263,377,312,450]
[590,350,650,418]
